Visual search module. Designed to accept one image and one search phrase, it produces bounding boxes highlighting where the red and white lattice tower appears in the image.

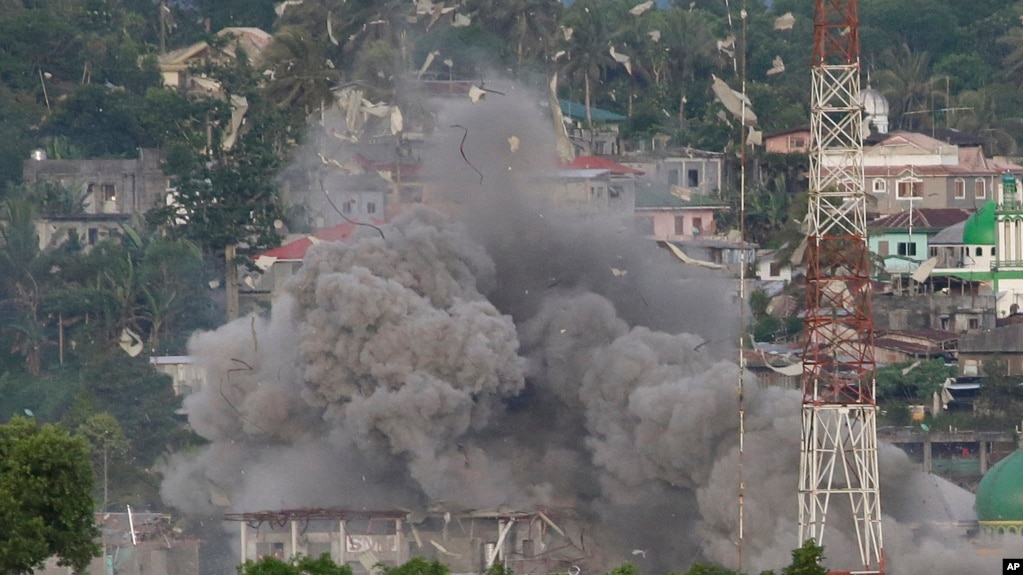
[798,0,884,574]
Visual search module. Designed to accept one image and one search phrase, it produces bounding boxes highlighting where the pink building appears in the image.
[633,181,725,240]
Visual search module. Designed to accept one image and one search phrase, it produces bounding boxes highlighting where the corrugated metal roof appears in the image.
[869,208,971,231]
[558,99,626,122]
[259,220,382,261]
[563,155,644,175]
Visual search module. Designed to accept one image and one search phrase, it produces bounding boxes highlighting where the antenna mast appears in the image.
[798,0,885,573]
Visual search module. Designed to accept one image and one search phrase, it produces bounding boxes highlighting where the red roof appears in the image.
[260,220,382,261]
[563,155,644,176]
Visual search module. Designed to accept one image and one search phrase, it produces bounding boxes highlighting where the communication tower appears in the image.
[798,0,885,573]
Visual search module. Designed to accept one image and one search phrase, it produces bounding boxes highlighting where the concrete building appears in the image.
[623,149,724,197]
[958,323,1023,377]
[868,208,972,275]
[22,149,168,248]
[862,131,1023,216]
[225,507,587,575]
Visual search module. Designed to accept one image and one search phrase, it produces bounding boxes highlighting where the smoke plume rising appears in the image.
[161,79,1018,574]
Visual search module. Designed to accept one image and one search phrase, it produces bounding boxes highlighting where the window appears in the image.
[992,247,997,256]
[366,201,377,214]
[769,262,781,276]
[674,216,685,235]
[975,178,986,199]
[897,242,917,256]
[87,228,98,245]
[878,241,889,256]
[872,179,887,193]
[788,136,806,149]
[896,178,922,199]
[976,247,983,257]
[101,184,115,202]
[590,186,604,199]
[667,169,680,186]
[968,317,980,330]
[342,200,352,214]
[692,217,703,235]
[929,247,937,257]
[687,169,700,187]
[954,178,966,199]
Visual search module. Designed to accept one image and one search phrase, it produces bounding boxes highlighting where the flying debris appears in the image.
[716,36,735,58]
[647,30,661,42]
[274,0,302,17]
[560,26,573,41]
[507,136,520,153]
[773,12,796,30]
[766,55,785,76]
[609,46,632,75]
[629,1,654,16]
[327,11,339,46]
[418,51,440,79]
[118,327,144,357]
[611,267,627,277]
[710,74,758,125]
[746,126,762,146]
[452,13,471,28]
[468,85,486,103]
[662,241,726,270]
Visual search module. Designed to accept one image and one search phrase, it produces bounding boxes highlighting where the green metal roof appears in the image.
[558,99,626,123]
[963,200,997,245]
[634,187,726,209]
[976,449,1023,522]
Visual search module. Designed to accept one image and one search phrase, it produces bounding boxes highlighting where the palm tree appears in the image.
[661,6,722,123]
[998,26,1023,88]
[559,0,615,127]
[873,44,938,131]
[0,200,49,375]
[262,26,341,114]
[467,0,563,72]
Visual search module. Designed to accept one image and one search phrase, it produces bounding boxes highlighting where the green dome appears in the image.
[976,449,1023,522]
[962,200,997,246]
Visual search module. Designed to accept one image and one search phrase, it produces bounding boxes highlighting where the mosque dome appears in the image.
[859,85,890,116]
[962,201,997,246]
[977,450,1023,528]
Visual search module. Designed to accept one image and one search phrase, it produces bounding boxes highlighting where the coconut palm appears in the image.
[661,6,722,122]
[467,0,563,71]
[262,26,342,113]
[873,44,938,131]
[559,0,616,127]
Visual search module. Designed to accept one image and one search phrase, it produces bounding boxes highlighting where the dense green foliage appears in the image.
[0,416,101,574]
[876,358,956,402]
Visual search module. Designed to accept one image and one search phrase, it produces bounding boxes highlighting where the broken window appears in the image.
[692,217,703,234]
[687,169,700,187]
[366,202,377,214]
[102,184,116,202]
[88,228,98,245]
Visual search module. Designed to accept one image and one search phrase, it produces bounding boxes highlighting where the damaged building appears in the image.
[224,507,588,575]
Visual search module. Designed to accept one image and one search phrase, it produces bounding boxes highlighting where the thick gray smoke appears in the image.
[161,80,1018,574]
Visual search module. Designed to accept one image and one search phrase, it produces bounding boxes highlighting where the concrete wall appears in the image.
[23,150,168,217]
[873,293,996,332]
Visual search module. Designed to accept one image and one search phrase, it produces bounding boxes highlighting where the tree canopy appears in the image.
[0,416,100,574]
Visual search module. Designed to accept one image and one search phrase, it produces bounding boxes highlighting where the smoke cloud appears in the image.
[161,79,1018,575]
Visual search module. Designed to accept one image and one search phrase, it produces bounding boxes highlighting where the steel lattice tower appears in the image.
[798,0,884,573]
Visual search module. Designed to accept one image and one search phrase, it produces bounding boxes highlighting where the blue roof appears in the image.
[559,99,626,123]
